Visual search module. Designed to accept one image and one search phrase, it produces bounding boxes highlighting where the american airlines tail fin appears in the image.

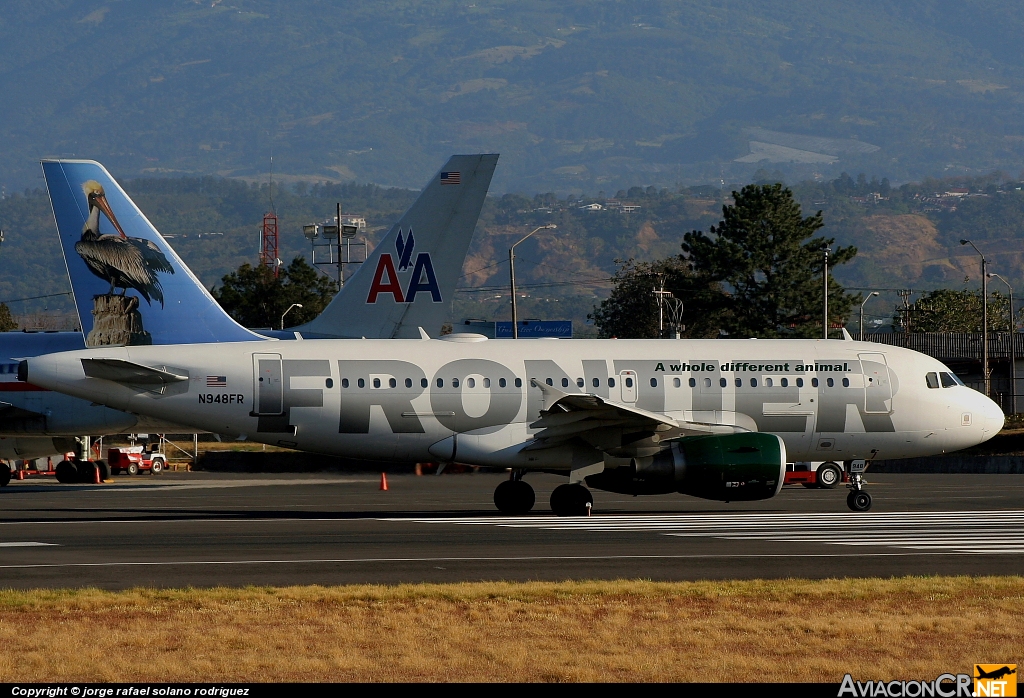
[42,159,263,347]
[294,154,498,339]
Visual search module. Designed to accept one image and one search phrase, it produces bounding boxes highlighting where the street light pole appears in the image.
[823,246,830,339]
[281,303,303,331]
[509,224,557,338]
[859,292,880,342]
[961,240,989,395]
[990,273,1015,414]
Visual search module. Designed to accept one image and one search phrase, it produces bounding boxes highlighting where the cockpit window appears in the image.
[925,372,940,389]
[939,372,957,388]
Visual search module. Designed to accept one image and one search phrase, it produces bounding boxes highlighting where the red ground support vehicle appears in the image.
[108,445,166,476]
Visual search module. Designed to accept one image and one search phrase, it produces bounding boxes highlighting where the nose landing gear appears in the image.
[493,471,536,515]
[846,471,872,512]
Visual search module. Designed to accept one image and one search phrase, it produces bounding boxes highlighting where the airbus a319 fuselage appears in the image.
[24,334,1003,506]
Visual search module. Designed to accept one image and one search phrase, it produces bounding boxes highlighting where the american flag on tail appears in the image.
[440,171,461,185]
[206,376,227,387]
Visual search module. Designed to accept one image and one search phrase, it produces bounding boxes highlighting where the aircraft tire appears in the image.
[0,465,10,487]
[494,480,535,515]
[847,490,872,512]
[816,462,842,489]
[95,460,110,481]
[76,461,97,484]
[55,460,77,484]
[550,483,593,517]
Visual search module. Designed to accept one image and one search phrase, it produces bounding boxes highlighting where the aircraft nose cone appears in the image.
[981,394,1005,434]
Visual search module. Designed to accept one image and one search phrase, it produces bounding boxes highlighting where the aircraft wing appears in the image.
[524,379,753,451]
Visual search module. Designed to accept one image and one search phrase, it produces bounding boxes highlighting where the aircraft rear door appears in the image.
[859,352,893,414]
[253,353,283,415]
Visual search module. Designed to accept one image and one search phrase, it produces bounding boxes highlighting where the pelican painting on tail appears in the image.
[76,180,174,306]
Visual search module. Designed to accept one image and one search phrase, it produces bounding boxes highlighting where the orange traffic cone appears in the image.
[379,472,389,491]
[16,469,24,481]
[93,464,101,485]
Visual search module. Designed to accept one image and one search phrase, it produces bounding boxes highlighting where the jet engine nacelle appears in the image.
[586,432,786,501]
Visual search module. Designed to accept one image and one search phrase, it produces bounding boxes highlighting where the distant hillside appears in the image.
[3,1,1024,195]
[4,171,1024,335]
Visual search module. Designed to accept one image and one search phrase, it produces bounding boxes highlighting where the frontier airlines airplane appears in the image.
[20,162,1004,514]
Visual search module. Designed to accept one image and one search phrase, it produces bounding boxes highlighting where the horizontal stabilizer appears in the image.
[81,358,187,386]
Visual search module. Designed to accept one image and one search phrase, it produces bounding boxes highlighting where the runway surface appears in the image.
[1,470,1023,588]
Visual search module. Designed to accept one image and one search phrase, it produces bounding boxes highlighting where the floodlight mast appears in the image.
[509,225,557,339]
[961,239,989,395]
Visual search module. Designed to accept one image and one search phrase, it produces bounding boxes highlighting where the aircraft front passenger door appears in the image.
[619,370,638,403]
[859,352,893,414]
[253,353,284,415]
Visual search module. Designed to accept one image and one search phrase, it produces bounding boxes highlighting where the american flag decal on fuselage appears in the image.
[207,376,227,387]
[440,171,461,185]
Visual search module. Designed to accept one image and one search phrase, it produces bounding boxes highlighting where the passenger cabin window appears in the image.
[562,378,569,388]
[545,378,553,386]
[673,378,681,388]
[577,378,585,388]
[467,378,475,388]
[389,378,397,388]
[781,377,788,387]
[373,378,381,388]
[812,378,819,387]
[703,377,712,388]
[499,378,507,388]
[608,378,616,388]
[926,372,940,389]
[452,378,460,388]
[421,378,429,388]
[625,377,634,388]
[940,372,958,388]
[325,378,333,389]
[688,378,695,388]
[405,378,412,388]
[652,378,659,387]
[765,377,774,387]
[593,378,600,388]
[842,377,850,387]
[826,377,834,387]
[437,378,443,388]
[750,378,758,387]
[515,378,522,388]
[358,378,365,388]
[341,378,349,388]
[484,378,491,388]
[735,378,742,387]
[796,378,804,388]
[719,378,727,388]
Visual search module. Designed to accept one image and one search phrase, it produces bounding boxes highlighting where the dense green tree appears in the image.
[0,303,16,331]
[901,289,1018,333]
[679,183,858,338]
[590,258,721,339]
[211,257,338,330]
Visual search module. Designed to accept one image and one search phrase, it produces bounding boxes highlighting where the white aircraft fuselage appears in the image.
[25,335,1003,470]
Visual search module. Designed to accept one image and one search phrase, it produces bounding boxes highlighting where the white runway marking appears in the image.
[385,510,1024,555]
[84,478,376,492]
[0,542,57,547]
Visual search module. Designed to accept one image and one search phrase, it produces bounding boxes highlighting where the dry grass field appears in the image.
[0,577,1021,682]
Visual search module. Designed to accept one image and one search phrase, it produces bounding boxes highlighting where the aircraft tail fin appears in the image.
[41,160,263,346]
[294,154,498,339]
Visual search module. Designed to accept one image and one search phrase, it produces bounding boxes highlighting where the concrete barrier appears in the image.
[871,456,1024,474]
[196,450,418,474]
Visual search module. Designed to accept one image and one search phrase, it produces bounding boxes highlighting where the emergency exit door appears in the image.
[253,353,283,415]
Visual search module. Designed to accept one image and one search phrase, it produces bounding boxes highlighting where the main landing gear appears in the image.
[846,471,872,512]
[493,471,535,515]
[550,483,593,517]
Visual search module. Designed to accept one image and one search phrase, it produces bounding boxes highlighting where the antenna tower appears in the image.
[260,212,280,277]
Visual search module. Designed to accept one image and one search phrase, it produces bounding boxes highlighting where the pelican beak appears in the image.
[94,192,127,238]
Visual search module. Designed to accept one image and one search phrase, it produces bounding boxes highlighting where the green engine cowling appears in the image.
[586,432,785,501]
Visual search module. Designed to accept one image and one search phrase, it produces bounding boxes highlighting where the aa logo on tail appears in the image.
[366,229,442,304]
